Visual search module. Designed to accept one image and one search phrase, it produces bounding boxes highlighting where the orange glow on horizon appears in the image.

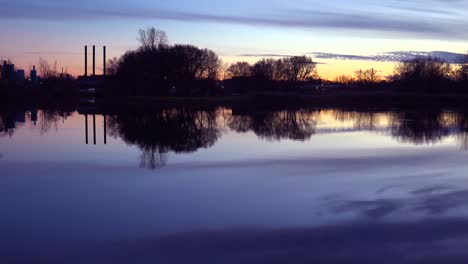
[9,54,397,80]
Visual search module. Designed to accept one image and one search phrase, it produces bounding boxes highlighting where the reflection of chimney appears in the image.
[104,115,107,144]
[84,46,88,76]
[85,114,89,144]
[103,46,106,76]
[93,114,96,145]
[92,45,96,76]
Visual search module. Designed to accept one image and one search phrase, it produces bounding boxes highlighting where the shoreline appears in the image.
[4,90,468,111]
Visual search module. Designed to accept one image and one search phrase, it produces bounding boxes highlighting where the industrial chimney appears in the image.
[83,45,107,77]
[84,46,88,76]
[92,45,96,76]
[103,46,106,76]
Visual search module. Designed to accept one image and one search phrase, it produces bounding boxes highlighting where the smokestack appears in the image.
[84,46,88,76]
[92,45,96,76]
[93,114,96,145]
[104,115,107,145]
[85,114,88,144]
[103,46,106,76]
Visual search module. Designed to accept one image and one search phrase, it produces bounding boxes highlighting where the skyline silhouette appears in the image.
[1,1,467,78]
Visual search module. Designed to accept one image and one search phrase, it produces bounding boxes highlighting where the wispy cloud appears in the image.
[23,51,82,55]
[310,51,468,64]
[2,0,468,41]
[238,53,292,58]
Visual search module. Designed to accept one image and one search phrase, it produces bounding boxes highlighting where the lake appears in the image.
[2,106,468,263]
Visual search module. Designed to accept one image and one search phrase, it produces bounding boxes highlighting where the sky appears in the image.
[1,0,468,79]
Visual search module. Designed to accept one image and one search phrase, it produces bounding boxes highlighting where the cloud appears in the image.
[23,51,82,55]
[2,1,468,41]
[237,54,328,64]
[311,51,468,63]
[238,53,293,57]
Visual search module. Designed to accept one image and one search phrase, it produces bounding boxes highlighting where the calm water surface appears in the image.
[2,107,468,263]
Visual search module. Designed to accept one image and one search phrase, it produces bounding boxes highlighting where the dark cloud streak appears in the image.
[310,51,468,63]
[2,1,468,41]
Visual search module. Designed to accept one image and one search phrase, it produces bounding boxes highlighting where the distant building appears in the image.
[30,65,38,87]
[30,108,38,126]
[15,110,26,123]
[16,69,25,82]
[1,61,15,81]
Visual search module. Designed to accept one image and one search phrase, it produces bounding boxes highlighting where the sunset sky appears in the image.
[1,0,468,79]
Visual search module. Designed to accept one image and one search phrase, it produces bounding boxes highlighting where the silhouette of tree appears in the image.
[393,57,452,91]
[455,53,468,84]
[112,34,221,96]
[355,68,381,84]
[252,56,316,82]
[38,57,52,78]
[107,57,120,75]
[226,62,253,78]
[138,27,168,50]
[253,58,276,81]
[334,74,355,85]
[284,56,317,81]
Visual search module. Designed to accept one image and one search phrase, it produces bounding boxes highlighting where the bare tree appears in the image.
[107,57,120,75]
[393,57,452,89]
[456,52,468,83]
[252,56,316,82]
[355,68,381,83]
[253,58,276,80]
[38,57,52,78]
[198,49,221,79]
[138,27,168,50]
[226,62,252,78]
[366,68,380,83]
[335,74,355,84]
[288,56,316,81]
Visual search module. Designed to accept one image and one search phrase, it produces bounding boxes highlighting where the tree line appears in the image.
[107,27,468,96]
[106,27,319,96]
[334,56,468,91]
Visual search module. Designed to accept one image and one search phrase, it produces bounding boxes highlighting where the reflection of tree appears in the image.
[37,110,72,135]
[107,108,220,169]
[448,111,468,151]
[228,110,316,141]
[331,110,383,130]
[0,112,3,159]
[0,112,5,134]
[390,111,448,145]
[39,110,61,135]
[0,110,15,137]
[140,145,168,170]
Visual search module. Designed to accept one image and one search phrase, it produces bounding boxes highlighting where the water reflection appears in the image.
[390,111,449,145]
[5,106,468,263]
[0,108,72,136]
[5,107,468,168]
[107,108,220,169]
[228,109,317,141]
